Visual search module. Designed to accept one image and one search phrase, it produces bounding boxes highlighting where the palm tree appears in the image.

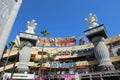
[88,65,94,72]
[46,52,58,80]
[9,41,26,80]
[1,42,15,80]
[37,52,58,80]
[4,42,15,68]
[38,30,49,80]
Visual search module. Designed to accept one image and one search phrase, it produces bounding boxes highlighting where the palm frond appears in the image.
[14,41,27,49]
[41,30,50,37]
[9,42,15,48]
[45,52,58,61]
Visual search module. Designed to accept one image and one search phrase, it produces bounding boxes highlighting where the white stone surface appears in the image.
[92,36,113,66]
[85,13,99,29]
[25,20,37,34]
[17,43,31,72]
[0,0,22,60]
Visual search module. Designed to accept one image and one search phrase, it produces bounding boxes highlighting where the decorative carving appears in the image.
[25,20,37,34]
[85,13,99,29]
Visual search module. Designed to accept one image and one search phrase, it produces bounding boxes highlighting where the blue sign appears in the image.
[51,62,74,68]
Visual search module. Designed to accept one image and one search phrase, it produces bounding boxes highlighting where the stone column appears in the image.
[84,13,115,71]
[92,36,114,70]
[17,42,32,72]
[16,20,38,72]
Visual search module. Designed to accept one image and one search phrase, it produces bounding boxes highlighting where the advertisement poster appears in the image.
[37,36,76,46]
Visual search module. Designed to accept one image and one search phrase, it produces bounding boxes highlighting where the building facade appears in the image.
[0,13,120,80]
[1,34,120,80]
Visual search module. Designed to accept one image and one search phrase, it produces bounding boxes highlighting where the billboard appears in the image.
[37,36,76,46]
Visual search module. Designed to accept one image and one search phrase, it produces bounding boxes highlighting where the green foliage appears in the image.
[14,41,27,50]
[9,42,15,48]
[30,65,37,72]
[41,30,50,37]
[37,58,47,66]
[37,53,58,66]
[46,52,58,62]
[89,65,94,69]
[10,41,26,79]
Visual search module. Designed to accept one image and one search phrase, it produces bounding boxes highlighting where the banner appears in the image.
[37,36,76,46]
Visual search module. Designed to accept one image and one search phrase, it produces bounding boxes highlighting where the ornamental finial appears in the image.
[85,13,99,29]
[25,20,37,34]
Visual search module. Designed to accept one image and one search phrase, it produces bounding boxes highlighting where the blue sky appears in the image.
[7,0,120,45]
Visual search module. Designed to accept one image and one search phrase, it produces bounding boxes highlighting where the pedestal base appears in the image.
[17,65,30,73]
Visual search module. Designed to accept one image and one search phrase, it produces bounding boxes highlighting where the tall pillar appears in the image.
[92,36,114,70]
[0,0,22,60]
[17,20,38,72]
[17,42,32,72]
[84,13,114,71]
